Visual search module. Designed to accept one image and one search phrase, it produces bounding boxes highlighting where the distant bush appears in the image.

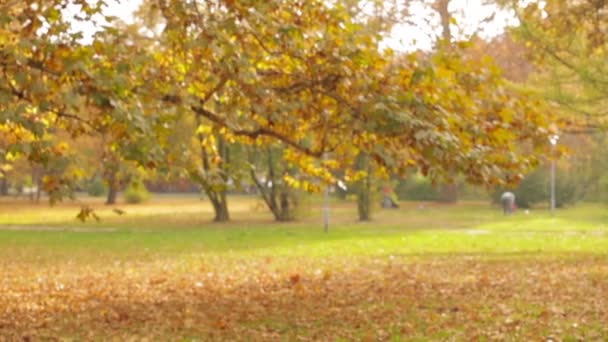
[457,182,490,201]
[395,174,439,201]
[492,167,577,208]
[513,169,548,208]
[123,180,151,204]
[590,175,608,203]
[555,170,578,208]
[86,177,107,197]
[393,175,489,202]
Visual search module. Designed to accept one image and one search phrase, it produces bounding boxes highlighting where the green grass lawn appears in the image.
[1,196,607,262]
[0,196,607,340]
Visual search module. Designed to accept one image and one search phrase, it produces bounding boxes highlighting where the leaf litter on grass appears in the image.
[1,255,608,341]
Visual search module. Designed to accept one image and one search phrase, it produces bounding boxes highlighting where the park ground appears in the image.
[0,195,607,340]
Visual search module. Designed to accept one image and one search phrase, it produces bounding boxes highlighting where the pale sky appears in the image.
[64,0,142,42]
[66,0,518,51]
[383,0,520,51]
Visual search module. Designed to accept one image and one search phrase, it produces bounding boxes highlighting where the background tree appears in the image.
[0,0,170,207]
[511,0,608,127]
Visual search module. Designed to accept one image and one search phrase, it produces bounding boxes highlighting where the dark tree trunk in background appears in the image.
[356,153,373,221]
[212,135,231,222]
[0,173,8,196]
[102,144,121,205]
[211,192,230,222]
[105,169,119,205]
[35,174,42,202]
[279,191,291,220]
[106,185,118,205]
[435,0,459,203]
[29,167,40,202]
[435,0,452,42]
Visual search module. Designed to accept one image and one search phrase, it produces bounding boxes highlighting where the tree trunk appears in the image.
[106,185,118,205]
[248,147,298,222]
[35,175,42,202]
[195,120,232,222]
[105,169,119,205]
[279,190,290,220]
[0,173,8,196]
[265,188,296,222]
[275,187,297,222]
[29,168,36,202]
[215,135,231,222]
[211,192,230,222]
[356,153,372,221]
[435,0,452,42]
[357,186,371,221]
[249,148,293,221]
[103,145,121,205]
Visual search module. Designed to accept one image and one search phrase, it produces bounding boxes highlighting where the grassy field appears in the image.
[0,195,607,340]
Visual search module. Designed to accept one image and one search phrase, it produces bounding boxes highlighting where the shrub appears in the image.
[395,174,439,201]
[492,167,577,208]
[123,180,151,204]
[555,170,578,208]
[513,169,548,208]
[595,175,608,203]
[86,177,107,197]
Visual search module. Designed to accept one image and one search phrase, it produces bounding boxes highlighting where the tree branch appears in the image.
[191,105,324,157]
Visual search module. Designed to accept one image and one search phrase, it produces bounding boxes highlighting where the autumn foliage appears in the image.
[0,0,551,213]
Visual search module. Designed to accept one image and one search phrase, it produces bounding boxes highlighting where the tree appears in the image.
[511,0,608,125]
[468,34,535,83]
[0,1,169,207]
[1,0,550,222]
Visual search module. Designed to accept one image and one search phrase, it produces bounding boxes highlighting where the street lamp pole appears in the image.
[550,149,556,214]
[549,135,559,215]
[323,181,329,233]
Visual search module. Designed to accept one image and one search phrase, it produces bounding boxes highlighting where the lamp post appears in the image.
[549,134,559,214]
[323,180,330,233]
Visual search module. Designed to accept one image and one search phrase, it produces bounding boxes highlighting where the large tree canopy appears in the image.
[150,0,548,183]
[1,0,550,212]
